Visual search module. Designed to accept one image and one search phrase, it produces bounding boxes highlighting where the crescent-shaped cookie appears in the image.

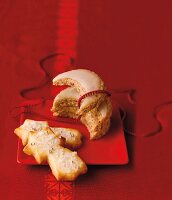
[53,69,107,114]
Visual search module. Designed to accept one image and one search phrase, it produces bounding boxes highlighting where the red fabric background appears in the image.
[0,0,172,200]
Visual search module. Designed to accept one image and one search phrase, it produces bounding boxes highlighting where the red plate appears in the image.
[17,100,128,165]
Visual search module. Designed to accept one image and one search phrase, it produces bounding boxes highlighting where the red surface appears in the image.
[17,100,128,165]
[1,0,172,200]
[77,0,172,136]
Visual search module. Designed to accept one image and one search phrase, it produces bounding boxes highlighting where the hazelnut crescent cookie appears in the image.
[52,69,108,115]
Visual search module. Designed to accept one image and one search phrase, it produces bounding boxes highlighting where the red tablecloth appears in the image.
[1,0,172,199]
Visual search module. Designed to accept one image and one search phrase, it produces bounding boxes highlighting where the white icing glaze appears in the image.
[53,69,104,93]
[22,119,48,131]
[54,87,80,101]
[53,87,100,111]
[50,146,81,173]
[29,129,60,153]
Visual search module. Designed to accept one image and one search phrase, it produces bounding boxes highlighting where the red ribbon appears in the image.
[77,90,111,108]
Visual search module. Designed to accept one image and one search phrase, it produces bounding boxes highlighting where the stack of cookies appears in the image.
[51,69,112,139]
[15,119,87,181]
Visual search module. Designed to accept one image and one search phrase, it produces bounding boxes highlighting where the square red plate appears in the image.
[17,100,128,165]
